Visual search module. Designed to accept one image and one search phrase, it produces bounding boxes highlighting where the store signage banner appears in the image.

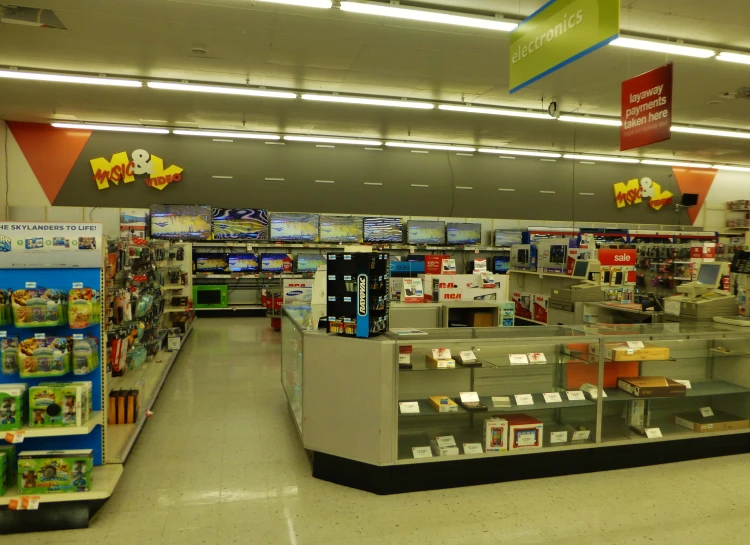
[509,0,620,94]
[614,177,673,210]
[620,63,673,151]
[0,222,103,268]
[90,149,183,191]
[598,248,636,266]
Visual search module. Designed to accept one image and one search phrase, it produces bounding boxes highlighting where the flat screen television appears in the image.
[211,208,268,240]
[364,217,403,243]
[407,221,446,245]
[296,254,326,273]
[493,256,510,273]
[261,253,293,273]
[319,215,363,243]
[228,253,260,273]
[195,254,229,273]
[494,229,523,247]
[150,204,211,241]
[447,223,482,245]
[269,213,320,242]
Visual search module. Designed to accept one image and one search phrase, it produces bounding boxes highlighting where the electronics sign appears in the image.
[90,149,183,191]
[614,177,673,211]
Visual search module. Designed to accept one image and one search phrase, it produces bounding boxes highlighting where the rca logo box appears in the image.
[422,274,481,301]
[533,295,549,324]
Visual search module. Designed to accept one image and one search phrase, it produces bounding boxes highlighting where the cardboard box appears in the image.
[28,382,92,427]
[627,400,651,429]
[428,395,458,413]
[533,294,549,324]
[471,312,494,327]
[425,354,456,369]
[424,255,450,274]
[421,274,481,301]
[590,342,670,362]
[512,291,533,319]
[674,411,750,433]
[18,449,93,494]
[505,414,544,450]
[617,377,686,398]
[429,440,460,457]
[0,384,26,432]
[484,418,509,452]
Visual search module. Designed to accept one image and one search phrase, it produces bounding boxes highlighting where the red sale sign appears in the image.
[620,63,673,151]
[598,248,637,266]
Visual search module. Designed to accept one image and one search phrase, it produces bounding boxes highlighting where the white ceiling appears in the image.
[1,0,750,163]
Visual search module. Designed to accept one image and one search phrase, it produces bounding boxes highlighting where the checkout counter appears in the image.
[664,262,737,322]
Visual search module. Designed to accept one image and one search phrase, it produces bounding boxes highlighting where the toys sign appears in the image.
[90,149,183,191]
[621,63,673,151]
[614,177,673,211]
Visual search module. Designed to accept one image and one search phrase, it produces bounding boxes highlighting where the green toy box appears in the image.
[0,289,11,326]
[19,336,71,378]
[0,384,26,431]
[18,449,93,494]
[68,288,100,329]
[0,444,18,490]
[11,288,68,328]
[1,336,19,375]
[0,451,7,496]
[28,382,91,427]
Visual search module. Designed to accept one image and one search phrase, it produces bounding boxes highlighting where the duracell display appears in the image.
[326,252,389,338]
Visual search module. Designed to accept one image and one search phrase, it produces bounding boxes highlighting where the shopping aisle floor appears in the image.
[10,317,750,545]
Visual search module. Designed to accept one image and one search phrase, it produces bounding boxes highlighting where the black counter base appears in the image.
[0,499,105,534]
[312,434,750,495]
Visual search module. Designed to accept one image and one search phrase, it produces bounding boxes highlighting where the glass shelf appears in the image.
[603,380,750,402]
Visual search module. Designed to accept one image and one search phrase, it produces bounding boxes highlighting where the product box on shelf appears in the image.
[426,347,456,369]
[429,439,460,457]
[627,400,651,429]
[589,342,670,362]
[0,451,6,496]
[422,274,482,301]
[424,255,450,275]
[11,288,68,328]
[0,444,17,489]
[1,336,19,375]
[512,292,533,320]
[617,377,687,398]
[0,289,11,325]
[18,449,93,494]
[28,382,92,427]
[72,336,99,375]
[484,417,509,452]
[533,295,549,324]
[68,287,100,329]
[18,336,71,378]
[428,395,458,413]
[674,411,750,433]
[505,414,544,450]
[0,384,26,431]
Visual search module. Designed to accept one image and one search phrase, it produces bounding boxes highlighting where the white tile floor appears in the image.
[10,317,750,544]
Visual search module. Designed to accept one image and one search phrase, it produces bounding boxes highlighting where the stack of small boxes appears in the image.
[484,414,544,452]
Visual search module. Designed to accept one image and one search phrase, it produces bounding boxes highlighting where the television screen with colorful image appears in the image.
[150,205,211,241]
[407,221,445,245]
[319,215,363,243]
[296,254,326,273]
[196,255,229,273]
[228,254,260,273]
[269,213,320,242]
[261,253,293,273]
[212,209,269,240]
[447,223,482,245]
[363,217,403,243]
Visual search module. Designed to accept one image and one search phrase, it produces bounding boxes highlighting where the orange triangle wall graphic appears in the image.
[671,167,717,224]
[8,121,92,204]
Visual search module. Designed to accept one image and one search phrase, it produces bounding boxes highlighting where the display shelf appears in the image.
[603,380,750,402]
[0,464,123,506]
[106,415,145,464]
[515,316,548,325]
[398,399,468,417]
[5,412,103,441]
[196,304,263,311]
[478,394,595,413]
[164,306,190,313]
[509,269,577,279]
[601,415,750,446]
[163,283,186,289]
[191,241,506,251]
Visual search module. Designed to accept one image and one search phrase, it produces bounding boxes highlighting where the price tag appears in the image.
[72,282,83,289]
[5,431,25,444]
[566,391,586,401]
[463,443,483,455]
[543,392,562,403]
[436,435,457,448]
[398,354,411,365]
[514,394,534,406]
[0,331,6,338]
[25,282,36,289]
[34,333,45,340]
[645,428,663,439]
[459,350,476,362]
[459,392,480,404]
[527,352,547,364]
[398,401,420,414]
[509,354,529,365]
[72,334,84,340]
[572,430,591,441]
[550,431,568,444]
[700,407,714,418]
[627,341,645,349]
[246,244,253,251]
[412,446,433,459]
[674,379,692,389]
[9,496,41,511]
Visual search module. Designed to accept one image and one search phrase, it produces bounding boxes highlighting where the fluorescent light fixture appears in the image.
[386,142,476,152]
[671,126,750,139]
[711,165,750,172]
[717,52,750,65]
[340,1,517,31]
[559,115,622,127]
[283,136,382,146]
[301,93,433,109]
[439,104,549,120]
[173,129,280,140]
[563,154,640,164]
[478,148,561,158]
[255,0,332,7]
[51,123,168,134]
[610,37,716,58]
[147,81,296,99]
[641,160,713,169]
[0,69,142,87]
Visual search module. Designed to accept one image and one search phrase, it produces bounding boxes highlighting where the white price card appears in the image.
[412,446,433,459]
[543,392,562,403]
[566,391,586,401]
[514,394,534,406]
[34,333,45,340]
[0,331,5,338]
[700,407,715,418]
[432,348,452,360]
[463,443,484,455]
[527,352,547,364]
[398,354,411,365]
[72,334,84,340]
[436,435,457,448]
[25,282,36,289]
[398,402,420,414]
[674,379,692,389]
[509,354,529,365]
[24,497,40,510]
[550,431,568,444]
[246,244,253,251]
[627,341,645,349]
[645,428,663,439]
[459,350,476,362]
[572,430,591,441]
[72,282,83,289]
[459,392,480,404]
[5,431,24,444]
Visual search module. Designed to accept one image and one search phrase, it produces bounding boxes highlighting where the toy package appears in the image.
[0,451,7,496]
[0,289,11,325]
[73,336,99,375]
[28,382,91,427]
[0,384,26,431]
[18,449,93,494]
[68,288,100,329]
[1,336,19,375]
[11,288,68,328]
[18,336,71,378]
[0,444,17,490]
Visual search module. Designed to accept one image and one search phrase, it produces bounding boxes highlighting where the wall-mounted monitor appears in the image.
[228,253,260,273]
[296,254,326,273]
[364,217,403,243]
[261,253,293,273]
[269,213,320,242]
[493,256,510,274]
[447,223,482,245]
[407,221,446,245]
[494,229,523,247]
[211,208,268,240]
[319,215,363,243]
[150,204,211,241]
[195,254,229,273]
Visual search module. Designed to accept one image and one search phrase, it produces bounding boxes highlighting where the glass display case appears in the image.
[281,305,313,433]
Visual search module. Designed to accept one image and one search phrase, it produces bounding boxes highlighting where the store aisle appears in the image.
[11,317,750,545]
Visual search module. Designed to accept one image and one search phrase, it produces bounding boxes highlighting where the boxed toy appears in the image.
[68,287,101,329]
[589,342,670,362]
[484,417,509,452]
[11,288,68,327]
[29,382,92,427]
[617,377,686,398]
[72,336,99,375]
[0,384,26,431]
[0,451,6,496]
[19,336,71,378]
[0,289,11,325]
[533,294,549,324]
[18,449,93,494]
[1,336,19,375]
[505,414,544,450]
[0,444,18,489]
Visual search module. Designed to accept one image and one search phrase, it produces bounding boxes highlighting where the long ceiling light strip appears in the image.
[641,159,713,169]
[671,126,750,139]
[339,1,517,31]
[147,81,296,99]
[283,136,383,146]
[0,69,142,87]
[559,115,622,127]
[563,154,640,164]
[301,93,434,109]
[712,165,750,172]
[51,122,169,134]
[717,52,750,65]
[478,148,561,158]
[385,142,476,152]
[438,104,549,120]
[255,0,332,7]
[173,130,280,140]
[609,37,716,58]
